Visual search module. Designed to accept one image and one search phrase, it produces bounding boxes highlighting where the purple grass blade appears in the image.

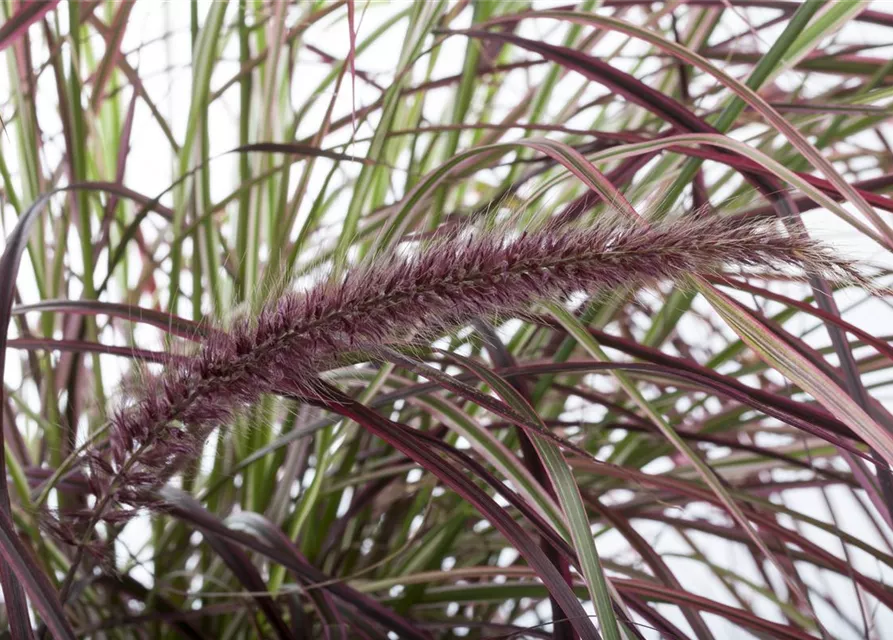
[312,383,603,640]
[0,507,74,639]
[12,300,208,340]
[0,191,61,639]
[159,487,432,640]
[0,0,59,52]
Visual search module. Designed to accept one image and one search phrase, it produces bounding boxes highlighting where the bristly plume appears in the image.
[87,215,857,514]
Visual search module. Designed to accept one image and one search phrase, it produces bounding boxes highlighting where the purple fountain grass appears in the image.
[78,215,857,521]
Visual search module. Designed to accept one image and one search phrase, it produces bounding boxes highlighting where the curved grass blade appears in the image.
[471,10,893,244]
[7,338,177,364]
[147,497,296,640]
[546,302,825,624]
[227,512,348,639]
[0,0,59,52]
[159,487,426,639]
[401,579,815,639]
[437,351,627,640]
[12,300,208,340]
[312,382,602,640]
[0,191,61,638]
[380,136,640,251]
[0,507,74,639]
[700,284,893,466]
